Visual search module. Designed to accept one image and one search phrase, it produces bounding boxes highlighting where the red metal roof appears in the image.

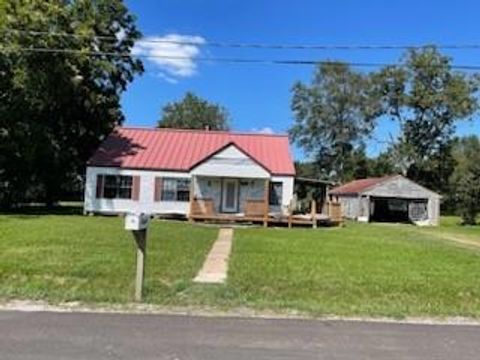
[329,175,398,195]
[88,127,296,176]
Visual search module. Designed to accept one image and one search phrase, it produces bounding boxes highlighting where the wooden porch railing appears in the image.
[327,202,342,223]
[189,198,267,221]
[190,198,215,217]
[245,199,265,217]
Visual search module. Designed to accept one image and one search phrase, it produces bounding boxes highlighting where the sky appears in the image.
[122,0,480,159]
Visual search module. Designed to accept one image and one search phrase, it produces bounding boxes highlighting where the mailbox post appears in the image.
[125,213,150,302]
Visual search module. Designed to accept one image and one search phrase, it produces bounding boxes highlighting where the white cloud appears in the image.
[133,34,205,81]
[154,72,179,84]
[250,127,275,134]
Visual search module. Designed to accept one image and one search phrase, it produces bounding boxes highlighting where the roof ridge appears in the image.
[117,126,289,138]
[329,175,400,195]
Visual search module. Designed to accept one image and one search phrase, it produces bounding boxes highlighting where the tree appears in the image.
[158,92,230,130]
[368,152,396,177]
[289,62,383,182]
[377,47,480,192]
[456,165,480,225]
[0,0,143,208]
[449,136,480,223]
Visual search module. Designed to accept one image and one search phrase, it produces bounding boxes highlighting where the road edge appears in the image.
[1,299,480,326]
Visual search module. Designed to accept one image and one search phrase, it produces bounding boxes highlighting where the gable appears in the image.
[190,144,270,178]
[363,176,441,199]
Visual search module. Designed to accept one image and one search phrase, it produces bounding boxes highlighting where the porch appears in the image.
[188,176,342,227]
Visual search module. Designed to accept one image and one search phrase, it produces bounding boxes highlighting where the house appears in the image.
[84,127,296,224]
[328,175,441,226]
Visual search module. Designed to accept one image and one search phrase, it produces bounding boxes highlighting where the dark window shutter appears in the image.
[96,175,104,198]
[154,177,163,202]
[132,176,140,200]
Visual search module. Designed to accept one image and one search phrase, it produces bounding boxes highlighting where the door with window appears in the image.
[222,179,239,213]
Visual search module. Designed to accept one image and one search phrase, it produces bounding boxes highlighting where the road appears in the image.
[1,310,479,359]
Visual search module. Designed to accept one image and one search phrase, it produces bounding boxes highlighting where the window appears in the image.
[161,178,190,202]
[269,182,283,206]
[103,175,133,199]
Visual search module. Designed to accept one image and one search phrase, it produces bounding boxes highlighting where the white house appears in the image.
[84,127,296,222]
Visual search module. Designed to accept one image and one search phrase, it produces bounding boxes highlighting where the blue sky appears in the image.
[122,0,480,159]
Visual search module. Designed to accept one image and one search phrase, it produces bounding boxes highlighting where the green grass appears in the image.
[223,222,480,317]
[0,212,216,303]
[435,216,480,238]
[1,210,480,318]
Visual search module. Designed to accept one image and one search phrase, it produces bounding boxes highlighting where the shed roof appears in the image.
[88,127,296,176]
[329,175,441,198]
[329,175,398,195]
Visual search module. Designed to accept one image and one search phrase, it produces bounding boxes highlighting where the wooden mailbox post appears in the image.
[125,213,150,302]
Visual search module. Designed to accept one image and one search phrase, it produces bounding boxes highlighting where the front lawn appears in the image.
[224,221,480,317]
[0,212,216,303]
[1,211,480,318]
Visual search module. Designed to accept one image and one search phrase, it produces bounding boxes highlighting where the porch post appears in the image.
[311,199,317,228]
[188,175,195,222]
[288,199,293,228]
[263,179,269,227]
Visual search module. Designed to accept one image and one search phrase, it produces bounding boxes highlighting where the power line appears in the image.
[4,28,480,51]
[3,46,480,71]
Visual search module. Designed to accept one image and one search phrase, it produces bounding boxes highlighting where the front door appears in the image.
[222,179,239,213]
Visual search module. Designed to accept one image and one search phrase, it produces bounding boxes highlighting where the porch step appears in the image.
[194,228,233,284]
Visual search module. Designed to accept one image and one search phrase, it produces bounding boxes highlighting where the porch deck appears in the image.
[189,199,342,227]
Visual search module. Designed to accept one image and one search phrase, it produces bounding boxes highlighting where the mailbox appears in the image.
[125,213,150,231]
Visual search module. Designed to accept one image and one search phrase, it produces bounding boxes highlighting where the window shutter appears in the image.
[96,175,104,198]
[132,176,140,200]
[154,177,163,202]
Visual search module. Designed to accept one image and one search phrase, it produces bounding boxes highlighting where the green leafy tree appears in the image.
[368,152,396,177]
[0,0,143,207]
[378,47,479,192]
[344,144,371,181]
[449,136,480,223]
[158,92,230,130]
[289,62,383,182]
[456,166,480,225]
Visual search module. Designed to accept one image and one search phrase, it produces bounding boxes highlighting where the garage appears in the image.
[329,175,441,226]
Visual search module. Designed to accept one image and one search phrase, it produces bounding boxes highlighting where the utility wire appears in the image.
[4,28,480,51]
[3,46,480,71]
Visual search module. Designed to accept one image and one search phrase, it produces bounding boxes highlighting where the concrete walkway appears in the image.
[194,228,233,284]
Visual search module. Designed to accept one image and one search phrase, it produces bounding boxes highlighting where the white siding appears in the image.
[84,167,190,215]
[84,166,295,216]
[271,176,295,214]
[190,144,270,179]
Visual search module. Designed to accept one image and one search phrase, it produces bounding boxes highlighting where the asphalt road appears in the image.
[1,311,479,360]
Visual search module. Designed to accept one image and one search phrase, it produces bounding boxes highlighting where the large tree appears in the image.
[377,47,479,192]
[0,0,143,207]
[289,62,383,182]
[449,136,480,224]
[158,92,230,130]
